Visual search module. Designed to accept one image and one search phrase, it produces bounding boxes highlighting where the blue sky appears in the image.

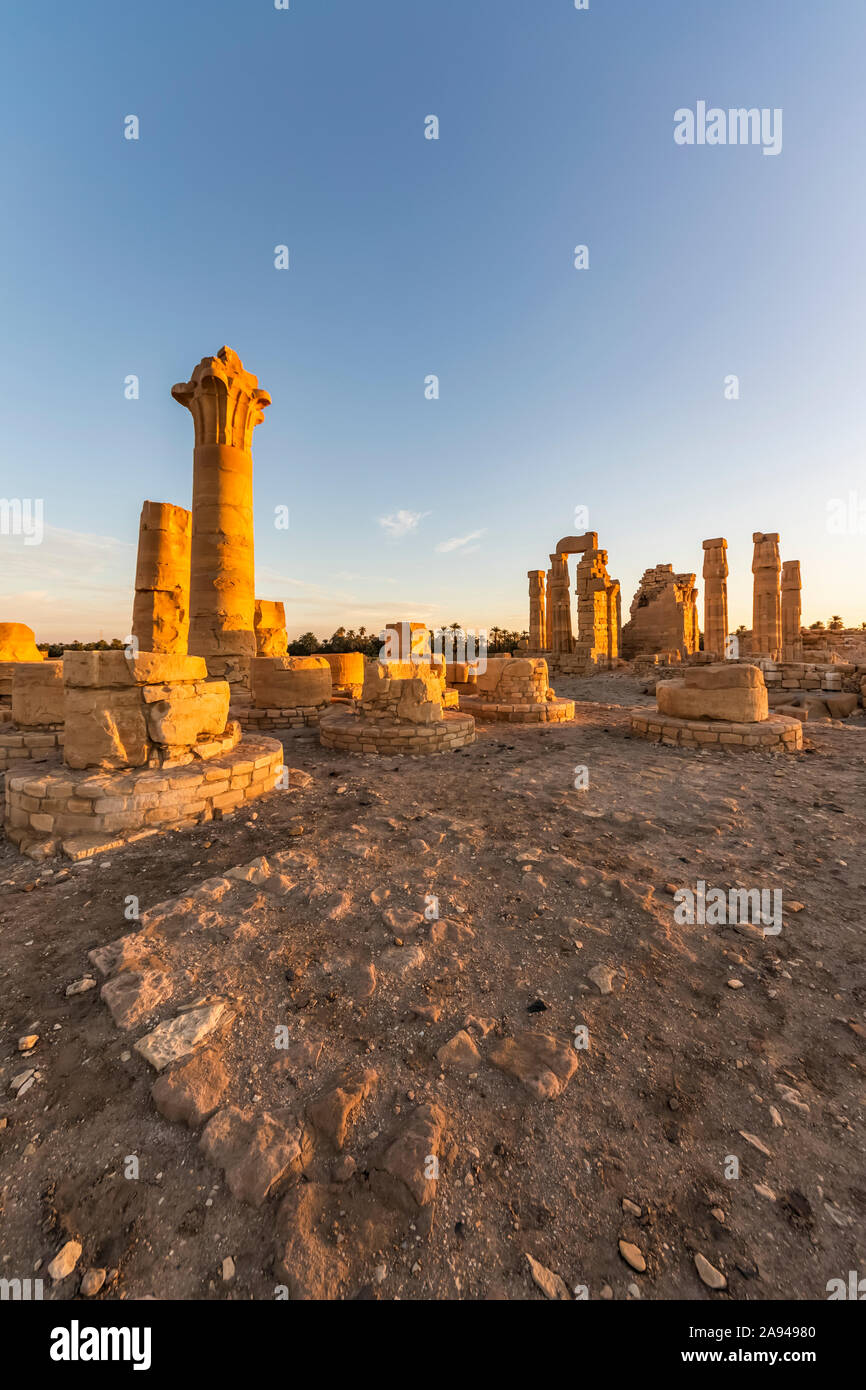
[1,0,864,641]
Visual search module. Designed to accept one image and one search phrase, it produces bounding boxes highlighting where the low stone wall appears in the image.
[458,696,575,724]
[4,735,284,859]
[320,708,475,754]
[630,712,803,752]
[239,702,329,730]
[0,726,64,773]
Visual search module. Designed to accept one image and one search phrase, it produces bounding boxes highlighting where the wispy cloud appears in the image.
[378,509,429,539]
[434,528,486,554]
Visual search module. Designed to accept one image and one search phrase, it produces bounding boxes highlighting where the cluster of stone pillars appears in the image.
[130,347,287,688]
[528,533,621,666]
[700,533,802,662]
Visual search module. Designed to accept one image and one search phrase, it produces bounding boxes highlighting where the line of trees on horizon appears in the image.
[35,615,866,661]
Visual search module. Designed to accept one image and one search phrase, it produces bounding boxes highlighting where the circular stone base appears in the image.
[238,702,328,731]
[319,708,475,755]
[630,712,803,751]
[4,735,284,859]
[457,696,575,724]
[0,726,64,773]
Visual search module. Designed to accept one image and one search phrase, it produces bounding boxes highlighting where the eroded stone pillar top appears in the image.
[702,537,728,550]
[171,346,270,450]
[781,560,802,587]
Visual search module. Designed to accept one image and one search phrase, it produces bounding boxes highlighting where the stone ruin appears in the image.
[621,565,699,662]
[254,600,289,658]
[751,531,782,660]
[631,663,803,752]
[245,655,333,731]
[449,655,575,723]
[319,621,475,755]
[527,533,621,675]
[320,651,366,699]
[131,502,191,654]
[2,349,291,860]
[701,538,729,660]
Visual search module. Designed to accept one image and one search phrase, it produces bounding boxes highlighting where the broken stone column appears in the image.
[172,347,270,687]
[701,538,729,659]
[254,600,288,657]
[751,532,782,659]
[131,501,191,654]
[574,547,620,666]
[547,554,573,653]
[781,560,803,661]
[528,571,547,651]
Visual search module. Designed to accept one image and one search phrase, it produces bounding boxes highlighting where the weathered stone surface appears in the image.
[101,968,176,1031]
[254,600,288,657]
[251,656,331,709]
[490,1031,579,1100]
[63,687,149,770]
[11,661,64,727]
[781,559,803,661]
[374,1103,446,1208]
[622,564,699,660]
[200,1105,304,1206]
[307,1068,377,1149]
[134,1001,230,1071]
[436,1030,481,1070]
[320,651,365,694]
[527,571,547,651]
[0,622,43,663]
[143,679,229,745]
[131,501,191,654]
[657,664,769,723]
[151,1048,229,1126]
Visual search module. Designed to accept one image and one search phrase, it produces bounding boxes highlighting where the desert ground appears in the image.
[1,673,863,1302]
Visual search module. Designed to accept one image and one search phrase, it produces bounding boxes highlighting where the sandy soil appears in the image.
[1,673,863,1301]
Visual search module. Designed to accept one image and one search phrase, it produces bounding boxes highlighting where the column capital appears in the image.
[172,346,270,449]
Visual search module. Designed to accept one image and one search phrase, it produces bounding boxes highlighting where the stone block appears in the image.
[657,674,768,723]
[250,656,331,709]
[144,679,229,745]
[63,688,150,770]
[11,661,64,727]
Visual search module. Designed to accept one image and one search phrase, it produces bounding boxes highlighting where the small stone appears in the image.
[48,1240,83,1282]
[525,1252,571,1300]
[710,1207,725,1223]
[694,1252,727,1290]
[222,1256,236,1281]
[588,965,616,995]
[373,1264,387,1284]
[436,1030,481,1071]
[618,1240,646,1273]
[600,1283,613,1299]
[727,979,744,989]
[10,1069,35,1093]
[738,1130,772,1157]
[754,1183,776,1201]
[18,1034,39,1051]
[65,977,96,996]
[80,1267,106,1297]
[622,1198,642,1217]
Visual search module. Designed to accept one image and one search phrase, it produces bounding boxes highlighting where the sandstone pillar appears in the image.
[701,538,728,659]
[751,532,781,659]
[547,553,573,653]
[131,501,191,654]
[254,600,288,657]
[172,347,270,686]
[781,560,803,661]
[528,571,547,651]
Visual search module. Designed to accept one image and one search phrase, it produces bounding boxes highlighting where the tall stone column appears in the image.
[528,571,547,651]
[547,553,573,653]
[781,560,803,661]
[701,537,729,659]
[172,347,270,687]
[131,501,191,654]
[751,532,781,658]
